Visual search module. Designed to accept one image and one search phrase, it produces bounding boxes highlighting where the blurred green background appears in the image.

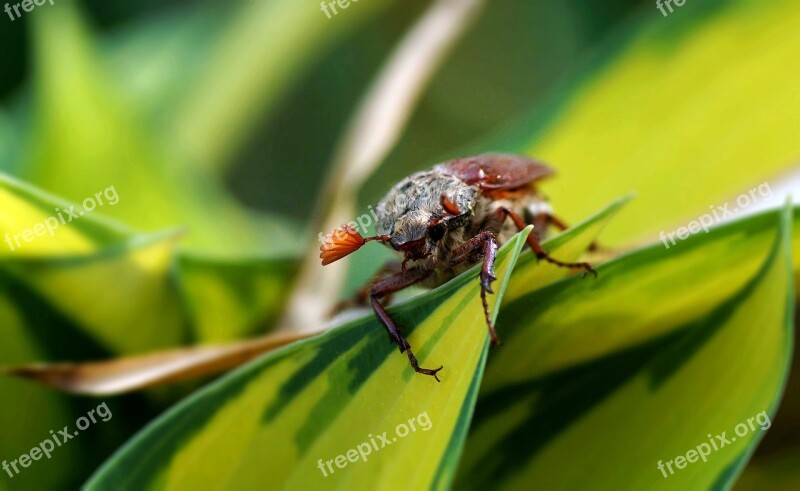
[0,0,798,489]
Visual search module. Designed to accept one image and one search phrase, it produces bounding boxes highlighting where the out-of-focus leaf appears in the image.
[366,0,607,197]
[0,296,149,490]
[168,0,395,171]
[0,293,85,491]
[2,234,187,355]
[0,174,130,257]
[456,204,794,489]
[0,174,187,355]
[473,0,800,249]
[176,254,298,343]
[0,170,185,488]
[84,228,531,490]
[21,3,298,256]
[0,107,20,174]
[0,175,189,490]
[102,7,224,122]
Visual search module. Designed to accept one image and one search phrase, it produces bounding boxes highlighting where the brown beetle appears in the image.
[320,153,594,381]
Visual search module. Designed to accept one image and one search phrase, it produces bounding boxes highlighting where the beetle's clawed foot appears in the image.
[387,329,443,381]
[406,349,443,382]
[577,263,598,278]
[417,364,444,382]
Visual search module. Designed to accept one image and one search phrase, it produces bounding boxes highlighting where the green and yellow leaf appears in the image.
[22,2,299,256]
[456,204,795,490]
[84,228,531,490]
[479,0,800,251]
[0,174,187,355]
[176,254,298,343]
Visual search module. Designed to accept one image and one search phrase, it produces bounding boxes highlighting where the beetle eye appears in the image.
[428,223,446,242]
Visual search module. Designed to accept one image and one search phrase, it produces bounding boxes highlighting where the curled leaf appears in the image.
[2,330,320,395]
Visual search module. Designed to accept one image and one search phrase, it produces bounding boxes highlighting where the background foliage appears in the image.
[0,0,798,489]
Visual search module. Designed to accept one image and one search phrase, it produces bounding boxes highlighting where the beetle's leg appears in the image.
[530,212,599,251]
[332,261,402,314]
[369,268,443,381]
[501,207,597,277]
[449,230,500,345]
[529,213,564,241]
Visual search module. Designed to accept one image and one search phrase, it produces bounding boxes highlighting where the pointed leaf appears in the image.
[0,175,187,355]
[84,228,531,490]
[456,204,794,490]
[479,0,800,250]
[23,3,298,256]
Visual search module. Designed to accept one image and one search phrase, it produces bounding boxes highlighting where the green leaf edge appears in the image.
[714,200,795,490]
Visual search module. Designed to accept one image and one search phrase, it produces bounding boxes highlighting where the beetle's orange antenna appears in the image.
[320,225,389,265]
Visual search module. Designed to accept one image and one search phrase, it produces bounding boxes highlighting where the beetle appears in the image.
[319,153,594,381]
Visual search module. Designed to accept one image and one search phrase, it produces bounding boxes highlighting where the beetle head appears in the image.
[388,209,432,255]
[320,191,473,266]
[389,197,471,260]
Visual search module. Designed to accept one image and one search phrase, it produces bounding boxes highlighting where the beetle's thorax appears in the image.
[373,169,551,285]
[375,170,477,247]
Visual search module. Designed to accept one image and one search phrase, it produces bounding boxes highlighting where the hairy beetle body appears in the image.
[375,169,550,288]
[320,153,593,381]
